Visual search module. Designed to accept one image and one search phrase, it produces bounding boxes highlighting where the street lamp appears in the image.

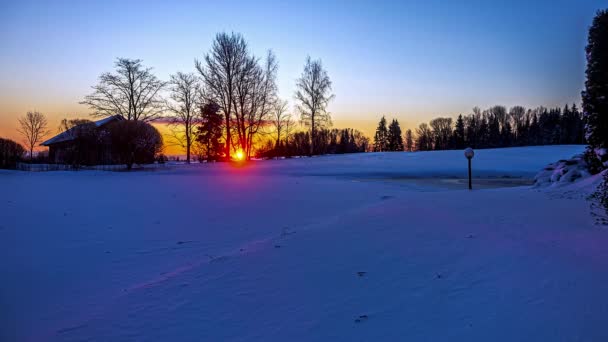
[464,147,474,190]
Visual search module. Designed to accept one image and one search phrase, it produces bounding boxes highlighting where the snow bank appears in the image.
[534,154,591,187]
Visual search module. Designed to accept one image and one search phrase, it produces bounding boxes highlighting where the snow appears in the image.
[534,154,591,187]
[2,145,608,341]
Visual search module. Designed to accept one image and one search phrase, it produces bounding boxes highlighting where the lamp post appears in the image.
[464,147,474,190]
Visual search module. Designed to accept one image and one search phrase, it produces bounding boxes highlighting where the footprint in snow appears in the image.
[354,315,369,323]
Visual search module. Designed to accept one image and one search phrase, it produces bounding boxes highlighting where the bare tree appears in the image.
[167,72,200,163]
[235,50,278,159]
[197,33,278,160]
[509,106,526,140]
[271,100,290,150]
[17,111,49,160]
[429,117,453,150]
[415,123,433,151]
[81,58,166,122]
[405,129,414,152]
[196,33,249,159]
[295,56,334,155]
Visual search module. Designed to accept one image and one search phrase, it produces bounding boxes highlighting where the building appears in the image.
[41,115,124,164]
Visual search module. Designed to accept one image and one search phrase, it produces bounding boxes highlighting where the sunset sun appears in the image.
[235,149,245,161]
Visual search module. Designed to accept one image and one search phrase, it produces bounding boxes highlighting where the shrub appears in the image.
[106,121,163,170]
[0,138,25,169]
[592,172,608,216]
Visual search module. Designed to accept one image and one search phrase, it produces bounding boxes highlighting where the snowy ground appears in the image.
[2,145,607,341]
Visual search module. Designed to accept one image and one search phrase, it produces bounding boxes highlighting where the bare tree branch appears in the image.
[81,58,166,122]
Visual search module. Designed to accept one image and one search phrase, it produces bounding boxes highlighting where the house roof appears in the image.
[41,115,124,146]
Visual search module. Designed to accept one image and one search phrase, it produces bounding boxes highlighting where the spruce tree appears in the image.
[387,119,404,151]
[373,116,389,152]
[454,114,466,148]
[582,9,608,170]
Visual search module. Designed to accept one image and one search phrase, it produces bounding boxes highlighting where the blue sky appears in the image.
[0,0,604,138]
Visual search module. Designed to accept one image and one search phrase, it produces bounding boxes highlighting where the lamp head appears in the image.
[464,147,474,159]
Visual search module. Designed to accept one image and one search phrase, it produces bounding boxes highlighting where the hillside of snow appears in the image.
[3,145,608,341]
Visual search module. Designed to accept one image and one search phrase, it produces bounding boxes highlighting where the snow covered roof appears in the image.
[41,115,124,146]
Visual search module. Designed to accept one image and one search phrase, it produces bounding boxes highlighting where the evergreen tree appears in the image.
[501,120,513,146]
[529,113,540,145]
[465,115,478,147]
[373,116,389,151]
[487,114,501,147]
[582,9,608,170]
[571,103,585,144]
[196,102,223,161]
[478,116,489,148]
[453,114,466,148]
[387,119,404,151]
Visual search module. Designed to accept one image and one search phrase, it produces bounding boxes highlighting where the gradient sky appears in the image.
[0,0,604,150]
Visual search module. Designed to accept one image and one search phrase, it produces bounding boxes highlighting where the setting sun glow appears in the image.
[235,149,245,161]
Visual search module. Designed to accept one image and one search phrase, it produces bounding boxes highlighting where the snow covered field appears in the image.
[2,145,607,341]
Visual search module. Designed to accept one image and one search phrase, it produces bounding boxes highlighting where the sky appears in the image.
[0,0,604,152]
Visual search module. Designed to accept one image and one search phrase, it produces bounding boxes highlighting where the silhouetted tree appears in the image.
[453,114,465,148]
[167,72,200,163]
[82,58,166,122]
[430,117,453,150]
[271,100,292,158]
[295,57,334,155]
[196,102,223,162]
[387,119,404,151]
[405,129,414,152]
[582,9,608,172]
[0,138,25,169]
[107,120,163,170]
[415,123,433,151]
[373,116,388,151]
[18,111,49,160]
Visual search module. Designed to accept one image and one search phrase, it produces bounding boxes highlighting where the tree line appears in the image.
[258,128,369,159]
[373,104,585,152]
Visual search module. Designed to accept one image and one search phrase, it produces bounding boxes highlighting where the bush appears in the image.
[106,121,163,170]
[0,138,25,169]
[592,172,608,216]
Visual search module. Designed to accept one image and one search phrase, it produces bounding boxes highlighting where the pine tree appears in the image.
[373,116,389,152]
[487,114,501,147]
[453,114,466,148]
[571,103,585,144]
[387,119,404,151]
[582,9,608,170]
[405,129,414,152]
[478,116,489,148]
